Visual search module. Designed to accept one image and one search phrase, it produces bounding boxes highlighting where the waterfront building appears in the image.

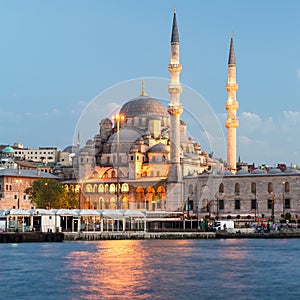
[0,168,59,209]
[185,167,300,223]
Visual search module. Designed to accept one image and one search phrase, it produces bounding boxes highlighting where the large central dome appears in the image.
[119,96,168,117]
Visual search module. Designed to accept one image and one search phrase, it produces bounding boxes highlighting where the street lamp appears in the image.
[282,181,285,218]
[270,192,275,223]
[113,113,124,209]
[15,179,22,209]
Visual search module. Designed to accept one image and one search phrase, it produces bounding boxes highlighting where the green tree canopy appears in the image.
[25,179,78,209]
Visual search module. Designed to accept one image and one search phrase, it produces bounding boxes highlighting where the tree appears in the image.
[25,179,78,209]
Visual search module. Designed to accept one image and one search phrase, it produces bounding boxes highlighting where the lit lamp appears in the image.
[113,113,124,209]
[282,181,285,218]
[15,179,22,209]
[270,192,275,223]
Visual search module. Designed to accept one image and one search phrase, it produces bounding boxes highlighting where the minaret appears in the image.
[166,8,184,211]
[167,8,183,182]
[225,36,239,172]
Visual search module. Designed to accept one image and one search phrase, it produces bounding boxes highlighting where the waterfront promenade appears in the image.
[63,228,300,241]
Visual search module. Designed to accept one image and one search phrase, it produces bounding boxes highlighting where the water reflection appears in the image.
[67,241,149,299]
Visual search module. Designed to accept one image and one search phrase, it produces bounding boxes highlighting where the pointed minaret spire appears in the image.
[77,130,80,148]
[140,79,147,97]
[228,34,236,65]
[225,35,239,173]
[166,9,183,211]
[171,7,179,44]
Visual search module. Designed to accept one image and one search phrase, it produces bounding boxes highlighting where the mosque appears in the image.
[64,10,300,223]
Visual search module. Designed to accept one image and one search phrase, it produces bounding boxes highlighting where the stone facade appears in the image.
[185,169,300,222]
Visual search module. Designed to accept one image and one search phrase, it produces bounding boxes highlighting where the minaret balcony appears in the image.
[226,101,239,111]
[168,64,182,73]
[225,119,239,128]
[226,83,238,92]
[168,105,183,115]
[168,85,182,95]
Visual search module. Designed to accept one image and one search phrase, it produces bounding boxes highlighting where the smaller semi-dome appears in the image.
[63,145,79,153]
[236,169,249,175]
[224,170,233,176]
[284,168,300,174]
[2,146,14,153]
[147,143,169,153]
[251,169,266,175]
[268,168,282,174]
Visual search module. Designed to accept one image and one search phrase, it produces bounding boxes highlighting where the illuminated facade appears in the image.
[68,11,216,211]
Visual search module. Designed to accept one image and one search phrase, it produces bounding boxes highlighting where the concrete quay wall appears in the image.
[63,231,216,241]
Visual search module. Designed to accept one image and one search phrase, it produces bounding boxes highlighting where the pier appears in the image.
[63,231,216,241]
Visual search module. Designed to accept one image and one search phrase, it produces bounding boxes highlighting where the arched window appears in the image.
[99,197,105,209]
[109,197,117,209]
[284,182,290,193]
[98,184,104,193]
[235,183,240,195]
[110,184,116,194]
[85,184,92,193]
[93,184,97,193]
[268,182,273,193]
[104,184,109,193]
[111,170,116,178]
[136,186,144,203]
[251,182,256,194]
[122,197,129,209]
[121,183,129,193]
[219,183,224,193]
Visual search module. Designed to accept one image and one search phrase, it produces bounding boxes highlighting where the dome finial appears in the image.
[140,79,147,96]
[174,7,176,14]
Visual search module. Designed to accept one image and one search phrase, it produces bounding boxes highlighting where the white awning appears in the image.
[101,209,124,220]
[7,209,31,216]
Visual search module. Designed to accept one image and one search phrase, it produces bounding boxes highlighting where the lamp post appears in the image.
[113,113,124,209]
[15,179,22,209]
[270,192,275,223]
[44,182,50,209]
[282,181,285,218]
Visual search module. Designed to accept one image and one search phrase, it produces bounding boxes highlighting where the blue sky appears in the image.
[0,1,299,166]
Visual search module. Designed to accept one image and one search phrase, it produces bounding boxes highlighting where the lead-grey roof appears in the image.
[228,37,236,65]
[0,168,59,179]
[119,96,168,117]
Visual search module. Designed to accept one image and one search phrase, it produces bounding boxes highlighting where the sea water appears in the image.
[1,239,300,299]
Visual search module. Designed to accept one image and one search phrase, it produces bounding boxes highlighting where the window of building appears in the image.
[235,183,240,195]
[131,156,133,161]
[219,199,224,210]
[137,156,139,161]
[251,182,256,194]
[285,198,291,209]
[188,184,193,194]
[235,199,240,210]
[268,182,273,193]
[267,199,273,209]
[284,182,290,193]
[251,199,257,210]
[109,184,116,194]
[14,195,17,199]
[111,170,116,178]
[219,183,224,193]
